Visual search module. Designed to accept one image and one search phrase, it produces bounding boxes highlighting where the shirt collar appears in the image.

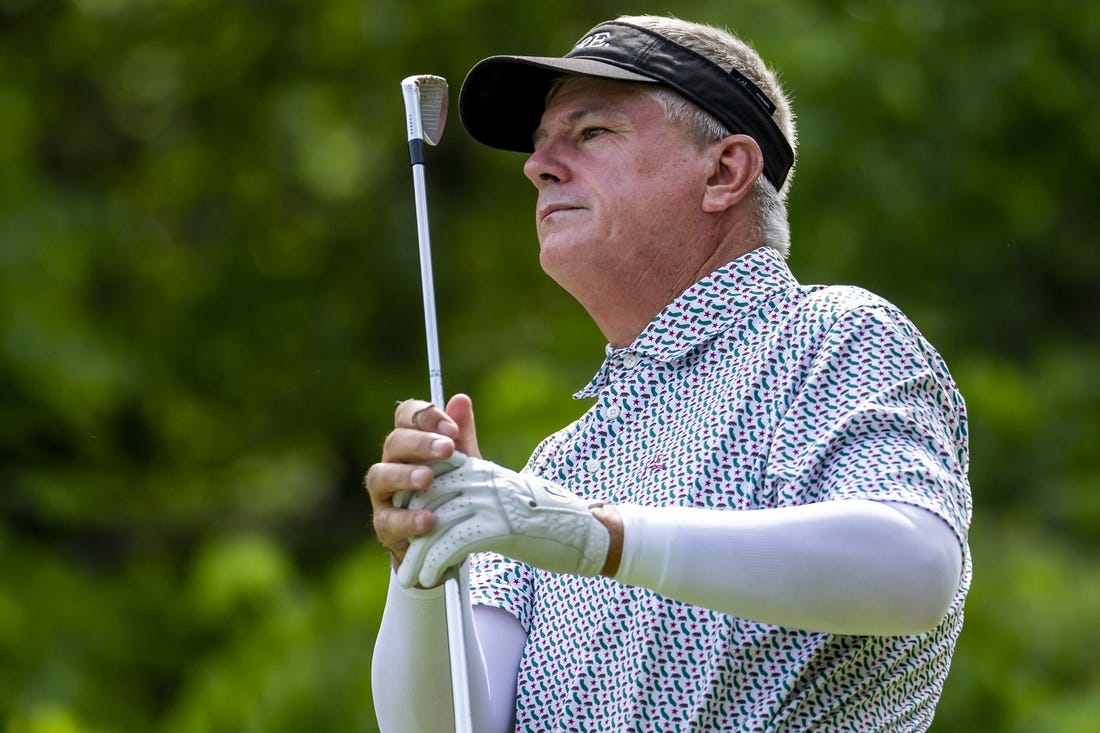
[576,246,797,398]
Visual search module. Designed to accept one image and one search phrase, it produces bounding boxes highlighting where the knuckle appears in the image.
[374,510,401,542]
[395,398,433,429]
[364,463,382,494]
[381,430,398,456]
[365,463,407,500]
[410,405,434,430]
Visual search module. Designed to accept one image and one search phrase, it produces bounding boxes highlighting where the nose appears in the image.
[523,142,568,188]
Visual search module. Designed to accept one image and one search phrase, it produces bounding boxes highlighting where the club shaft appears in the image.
[411,162,446,409]
[445,568,473,731]
[409,154,473,733]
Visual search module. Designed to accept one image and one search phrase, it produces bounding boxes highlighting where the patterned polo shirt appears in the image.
[469,246,972,732]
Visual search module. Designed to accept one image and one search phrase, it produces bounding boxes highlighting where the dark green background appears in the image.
[2,0,1097,730]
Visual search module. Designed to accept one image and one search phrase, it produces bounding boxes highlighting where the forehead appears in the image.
[545,76,655,112]
[533,77,664,143]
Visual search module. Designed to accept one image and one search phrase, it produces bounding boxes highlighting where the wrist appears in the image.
[592,504,624,577]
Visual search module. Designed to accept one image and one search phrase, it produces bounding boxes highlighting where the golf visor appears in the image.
[458,21,795,190]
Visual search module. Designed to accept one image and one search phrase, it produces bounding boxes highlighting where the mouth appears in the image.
[538,202,583,223]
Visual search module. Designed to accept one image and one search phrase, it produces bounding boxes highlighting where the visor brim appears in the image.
[458,55,658,153]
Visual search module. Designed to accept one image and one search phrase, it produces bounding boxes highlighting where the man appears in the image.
[368,14,971,732]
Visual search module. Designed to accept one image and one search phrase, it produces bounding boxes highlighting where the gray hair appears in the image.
[618,15,797,257]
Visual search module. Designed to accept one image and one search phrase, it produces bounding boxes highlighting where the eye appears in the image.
[579,126,609,141]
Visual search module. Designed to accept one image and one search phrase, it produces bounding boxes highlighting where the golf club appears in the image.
[399,74,474,733]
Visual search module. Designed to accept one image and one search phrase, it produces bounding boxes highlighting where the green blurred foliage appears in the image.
[0,0,1096,730]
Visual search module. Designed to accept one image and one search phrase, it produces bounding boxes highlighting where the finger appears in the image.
[419,515,486,588]
[413,501,487,587]
[381,427,456,464]
[394,399,459,438]
[366,463,436,557]
[445,393,482,458]
[404,484,465,513]
[403,510,473,589]
[364,462,435,505]
[420,540,472,589]
[373,503,435,559]
[397,529,430,588]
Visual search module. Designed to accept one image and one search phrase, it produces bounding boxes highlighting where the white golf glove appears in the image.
[396,455,611,589]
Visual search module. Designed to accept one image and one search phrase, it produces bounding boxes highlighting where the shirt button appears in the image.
[585,458,601,473]
[623,353,639,369]
[605,405,621,420]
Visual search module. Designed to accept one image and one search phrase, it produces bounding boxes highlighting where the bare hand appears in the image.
[364,394,481,566]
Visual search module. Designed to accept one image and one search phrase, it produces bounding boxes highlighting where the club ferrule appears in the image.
[408,138,425,166]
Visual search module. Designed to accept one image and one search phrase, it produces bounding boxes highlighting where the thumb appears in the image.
[445,393,481,459]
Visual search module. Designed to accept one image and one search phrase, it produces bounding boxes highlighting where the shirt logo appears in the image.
[574,31,612,49]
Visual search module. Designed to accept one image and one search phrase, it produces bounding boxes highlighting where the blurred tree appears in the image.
[0,0,1097,730]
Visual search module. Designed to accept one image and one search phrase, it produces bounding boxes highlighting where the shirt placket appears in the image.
[573,350,642,491]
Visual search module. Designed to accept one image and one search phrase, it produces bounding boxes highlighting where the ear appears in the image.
[701,134,764,213]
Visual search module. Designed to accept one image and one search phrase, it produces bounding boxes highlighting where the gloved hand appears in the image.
[396,456,611,589]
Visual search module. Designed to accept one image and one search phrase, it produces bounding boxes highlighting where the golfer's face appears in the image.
[524,78,708,291]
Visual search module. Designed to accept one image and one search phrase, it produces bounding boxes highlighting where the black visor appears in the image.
[458,21,794,190]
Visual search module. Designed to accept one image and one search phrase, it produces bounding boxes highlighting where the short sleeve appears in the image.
[468,551,536,635]
[767,300,971,546]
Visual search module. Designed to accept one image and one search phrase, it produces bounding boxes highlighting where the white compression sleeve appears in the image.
[614,500,962,635]
[471,604,527,729]
[371,566,525,733]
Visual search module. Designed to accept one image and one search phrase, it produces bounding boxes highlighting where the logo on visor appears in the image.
[574,31,612,49]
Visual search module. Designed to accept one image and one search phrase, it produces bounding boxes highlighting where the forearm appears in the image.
[372,572,466,731]
[612,500,962,635]
[371,566,523,733]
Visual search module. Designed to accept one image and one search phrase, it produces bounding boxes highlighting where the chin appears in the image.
[538,246,563,279]
[540,249,603,303]
[538,244,577,288]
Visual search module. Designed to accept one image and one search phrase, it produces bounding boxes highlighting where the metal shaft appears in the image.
[410,161,445,408]
[401,75,473,733]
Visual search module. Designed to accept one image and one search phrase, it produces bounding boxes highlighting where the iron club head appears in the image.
[401,75,449,146]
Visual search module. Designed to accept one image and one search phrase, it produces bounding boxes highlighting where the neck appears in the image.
[573,230,759,349]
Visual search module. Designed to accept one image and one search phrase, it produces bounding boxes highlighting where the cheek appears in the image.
[614,167,687,220]
[614,166,703,243]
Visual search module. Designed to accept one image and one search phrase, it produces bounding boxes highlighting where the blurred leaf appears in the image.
[0,0,1097,730]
